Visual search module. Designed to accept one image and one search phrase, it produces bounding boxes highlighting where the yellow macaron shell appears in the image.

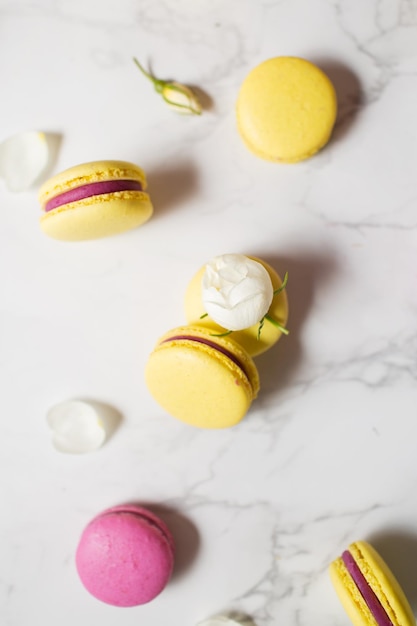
[330,555,377,626]
[351,542,415,626]
[145,326,260,429]
[184,258,288,357]
[236,57,337,163]
[329,541,416,626]
[39,160,153,241]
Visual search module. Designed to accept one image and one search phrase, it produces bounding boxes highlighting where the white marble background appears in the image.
[1,1,417,625]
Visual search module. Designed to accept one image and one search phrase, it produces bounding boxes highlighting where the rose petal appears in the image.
[228,276,268,307]
[0,131,50,192]
[202,254,273,330]
[46,400,106,454]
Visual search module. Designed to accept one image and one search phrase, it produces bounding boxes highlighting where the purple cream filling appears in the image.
[162,335,251,388]
[342,551,394,626]
[44,179,143,212]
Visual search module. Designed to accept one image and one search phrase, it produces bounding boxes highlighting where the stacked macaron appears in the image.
[145,254,288,429]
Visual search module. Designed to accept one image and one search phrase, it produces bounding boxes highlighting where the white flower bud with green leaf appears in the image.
[133,58,202,115]
[202,254,274,331]
[161,81,201,115]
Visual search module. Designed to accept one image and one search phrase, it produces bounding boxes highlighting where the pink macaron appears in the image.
[75,504,175,607]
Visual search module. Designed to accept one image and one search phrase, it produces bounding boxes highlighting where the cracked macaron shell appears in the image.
[329,541,415,626]
[39,160,153,241]
[145,325,260,429]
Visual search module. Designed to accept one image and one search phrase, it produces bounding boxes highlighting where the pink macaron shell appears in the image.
[103,505,175,554]
[75,506,175,607]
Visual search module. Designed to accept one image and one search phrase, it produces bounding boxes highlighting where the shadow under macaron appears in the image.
[145,161,200,220]
[127,502,200,582]
[251,249,339,402]
[313,60,364,145]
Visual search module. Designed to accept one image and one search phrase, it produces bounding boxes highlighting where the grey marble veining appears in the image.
[1,1,417,625]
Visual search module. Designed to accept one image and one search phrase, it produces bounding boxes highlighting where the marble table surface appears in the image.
[1,1,417,625]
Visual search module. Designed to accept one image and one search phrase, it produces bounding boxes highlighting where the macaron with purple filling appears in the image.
[76,504,175,607]
[329,540,415,626]
[39,160,153,241]
[145,325,260,429]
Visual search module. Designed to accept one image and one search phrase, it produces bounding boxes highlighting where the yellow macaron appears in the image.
[236,57,337,163]
[145,325,260,429]
[329,540,415,626]
[39,160,153,241]
[184,257,288,357]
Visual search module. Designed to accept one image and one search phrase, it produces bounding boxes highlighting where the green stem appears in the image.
[265,314,289,335]
[200,313,208,319]
[133,57,165,92]
[273,271,288,297]
[257,316,265,340]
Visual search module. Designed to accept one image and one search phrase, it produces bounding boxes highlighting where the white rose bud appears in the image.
[133,58,202,115]
[202,254,274,331]
[161,81,202,115]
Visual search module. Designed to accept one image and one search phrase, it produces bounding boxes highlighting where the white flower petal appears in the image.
[0,131,50,192]
[228,277,267,306]
[46,400,106,454]
[203,301,241,330]
[203,285,228,306]
[202,254,273,330]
